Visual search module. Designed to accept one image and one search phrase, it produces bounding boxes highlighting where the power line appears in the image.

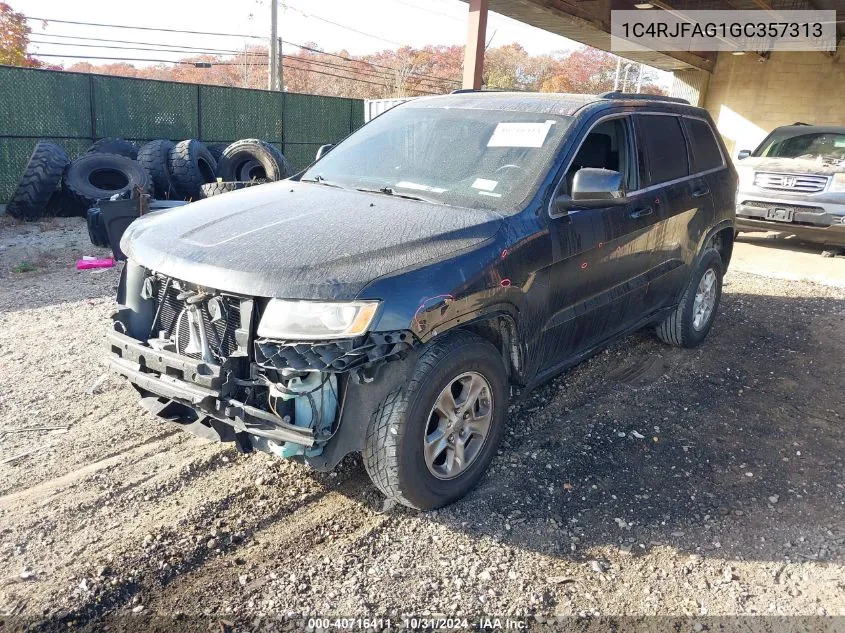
[32,53,204,65]
[28,39,449,90]
[283,39,461,87]
[282,4,404,47]
[393,0,464,22]
[30,32,267,53]
[29,39,265,58]
[26,16,462,87]
[29,52,438,95]
[26,16,267,40]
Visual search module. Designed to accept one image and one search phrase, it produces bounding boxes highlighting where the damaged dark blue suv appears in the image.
[109,91,736,510]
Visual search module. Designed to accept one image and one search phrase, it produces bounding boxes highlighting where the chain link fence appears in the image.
[0,65,365,203]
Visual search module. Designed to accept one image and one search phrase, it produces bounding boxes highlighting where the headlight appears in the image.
[736,166,755,191]
[829,173,845,193]
[257,299,380,340]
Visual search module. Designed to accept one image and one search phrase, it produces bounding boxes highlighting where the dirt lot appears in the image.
[0,217,843,630]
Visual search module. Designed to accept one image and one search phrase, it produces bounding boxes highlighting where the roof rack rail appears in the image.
[598,91,691,105]
[450,88,513,94]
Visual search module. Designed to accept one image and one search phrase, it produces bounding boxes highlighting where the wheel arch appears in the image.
[423,310,524,386]
[699,219,735,269]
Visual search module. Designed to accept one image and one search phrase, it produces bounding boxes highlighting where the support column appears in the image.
[670,69,710,107]
[462,0,489,90]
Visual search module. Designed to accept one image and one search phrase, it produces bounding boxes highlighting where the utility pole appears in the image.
[269,0,279,91]
[278,36,284,92]
[613,57,621,91]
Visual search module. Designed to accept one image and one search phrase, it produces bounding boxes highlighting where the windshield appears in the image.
[301,105,573,212]
[754,130,845,162]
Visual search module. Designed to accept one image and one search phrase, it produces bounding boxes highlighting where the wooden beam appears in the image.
[462,0,489,90]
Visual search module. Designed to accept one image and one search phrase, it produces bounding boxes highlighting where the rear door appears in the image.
[633,113,710,310]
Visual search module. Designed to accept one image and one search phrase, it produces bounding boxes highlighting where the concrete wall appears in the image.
[703,45,845,160]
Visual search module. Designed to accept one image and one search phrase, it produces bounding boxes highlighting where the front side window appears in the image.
[301,106,573,213]
[636,114,690,186]
[564,117,635,194]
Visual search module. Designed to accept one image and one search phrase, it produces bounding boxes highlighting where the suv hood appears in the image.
[122,180,503,299]
[739,156,845,175]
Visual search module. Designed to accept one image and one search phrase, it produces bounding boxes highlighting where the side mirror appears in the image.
[315,144,334,161]
[737,149,751,160]
[571,168,624,202]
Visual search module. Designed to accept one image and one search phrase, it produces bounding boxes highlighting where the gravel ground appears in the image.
[0,217,843,630]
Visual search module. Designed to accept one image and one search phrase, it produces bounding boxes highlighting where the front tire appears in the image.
[656,249,723,348]
[363,331,508,510]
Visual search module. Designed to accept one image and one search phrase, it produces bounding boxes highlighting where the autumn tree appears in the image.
[52,40,666,99]
[0,2,41,67]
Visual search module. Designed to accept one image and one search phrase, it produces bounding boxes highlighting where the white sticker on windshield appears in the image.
[488,121,553,148]
[395,181,447,193]
[472,178,498,192]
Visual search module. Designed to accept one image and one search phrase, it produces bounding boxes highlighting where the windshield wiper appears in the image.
[301,174,342,188]
[355,186,437,204]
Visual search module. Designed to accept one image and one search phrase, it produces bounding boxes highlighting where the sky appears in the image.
[15,0,670,86]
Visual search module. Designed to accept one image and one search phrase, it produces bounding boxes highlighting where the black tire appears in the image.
[63,153,152,207]
[168,140,217,199]
[656,249,723,348]
[137,139,175,199]
[364,331,508,510]
[206,143,229,163]
[86,207,109,248]
[86,138,139,160]
[5,142,68,221]
[218,139,293,182]
[199,180,265,199]
[46,190,87,218]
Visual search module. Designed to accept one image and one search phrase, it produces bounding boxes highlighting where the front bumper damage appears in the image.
[107,327,318,448]
[107,267,415,470]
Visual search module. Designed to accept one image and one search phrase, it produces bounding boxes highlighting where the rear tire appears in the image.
[363,331,508,511]
[6,142,68,221]
[656,249,723,348]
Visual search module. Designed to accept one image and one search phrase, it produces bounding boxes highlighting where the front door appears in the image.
[538,114,661,375]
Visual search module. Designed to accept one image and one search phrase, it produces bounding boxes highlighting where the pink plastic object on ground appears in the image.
[76,258,115,270]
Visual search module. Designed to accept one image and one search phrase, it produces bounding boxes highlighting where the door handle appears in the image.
[629,206,653,219]
[691,187,710,198]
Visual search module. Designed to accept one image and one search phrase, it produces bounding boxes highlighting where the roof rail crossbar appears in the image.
[598,91,691,105]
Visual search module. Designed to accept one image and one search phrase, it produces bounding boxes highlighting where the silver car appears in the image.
[735,125,845,250]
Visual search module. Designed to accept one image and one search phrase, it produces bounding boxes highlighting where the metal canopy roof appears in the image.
[461,0,845,72]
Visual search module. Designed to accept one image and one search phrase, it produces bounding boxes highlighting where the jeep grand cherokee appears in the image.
[108,91,736,510]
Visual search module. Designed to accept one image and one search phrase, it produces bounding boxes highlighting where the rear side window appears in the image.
[685,118,724,171]
[636,114,689,186]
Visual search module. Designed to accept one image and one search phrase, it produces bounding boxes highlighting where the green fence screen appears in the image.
[0,65,364,204]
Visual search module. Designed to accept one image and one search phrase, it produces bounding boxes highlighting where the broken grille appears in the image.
[753,172,828,193]
[153,281,240,361]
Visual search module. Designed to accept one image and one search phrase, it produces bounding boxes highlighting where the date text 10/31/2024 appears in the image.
[306,617,528,630]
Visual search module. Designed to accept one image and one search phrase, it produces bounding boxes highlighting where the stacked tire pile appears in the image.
[5,137,294,222]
